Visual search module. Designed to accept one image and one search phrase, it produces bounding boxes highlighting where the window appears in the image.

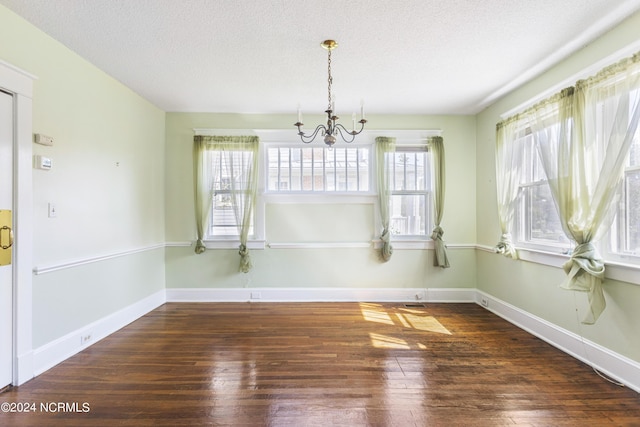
[208,150,255,239]
[515,132,571,252]
[606,122,640,260]
[389,146,431,238]
[266,146,370,192]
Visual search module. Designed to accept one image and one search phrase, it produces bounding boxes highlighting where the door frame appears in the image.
[0,59,34,386]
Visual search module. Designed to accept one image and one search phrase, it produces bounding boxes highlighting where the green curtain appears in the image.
[193,136,214,254]
[527,53,640,324]
[429,136,450,268]
[493,118,526,260]
[193,135,260,273]
[375,137,396,262]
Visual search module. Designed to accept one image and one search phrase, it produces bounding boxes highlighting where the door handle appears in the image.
[0,225,12,249]
[0,210,12,265]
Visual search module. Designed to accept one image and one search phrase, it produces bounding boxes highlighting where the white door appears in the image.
[0,89,13,389]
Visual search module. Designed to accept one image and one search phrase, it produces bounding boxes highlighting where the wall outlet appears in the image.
[481,297,489,308]
[80,334,92,345]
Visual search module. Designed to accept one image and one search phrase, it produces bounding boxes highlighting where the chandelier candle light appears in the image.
[295,40,367,147]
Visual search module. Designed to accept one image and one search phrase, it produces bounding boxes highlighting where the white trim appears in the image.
[446,243,477,249]
[499,38,640,119]
[476,290,640,393]
[33,290,166,377]
[498,40,640,120]
[166,287,475,303]
[1,60,35,386]
[489,245,640,286]
[268,242,371,249]
[32,244,166,275]
[0,60,36,97]
[372,239,433,250]
[165,241,193,247]
[203,240,266,250]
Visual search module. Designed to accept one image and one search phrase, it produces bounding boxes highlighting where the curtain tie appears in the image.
[238,244,252,273]
[380,227,393,262]
[195,239,206,254]
[494,233,518,259]
[430,226,444,241]
[561,242,606,324]
[431,226,450,268]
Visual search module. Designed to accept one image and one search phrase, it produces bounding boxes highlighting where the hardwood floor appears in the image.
[1,302,639,426]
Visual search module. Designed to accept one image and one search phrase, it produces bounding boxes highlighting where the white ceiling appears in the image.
[2,0,640,115]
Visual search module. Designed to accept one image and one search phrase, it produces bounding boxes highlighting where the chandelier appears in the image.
[294,40,367,147]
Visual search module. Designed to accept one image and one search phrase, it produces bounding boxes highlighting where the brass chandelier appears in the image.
[294,40,367,147]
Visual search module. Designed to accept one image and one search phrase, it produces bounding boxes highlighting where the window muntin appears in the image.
[389,147,431,238]
[207,150,255,239]
[266,146,370,192]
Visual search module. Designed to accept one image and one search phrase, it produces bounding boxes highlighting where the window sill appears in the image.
[203,240,266,250]
[372,239,434,250]
[514,246,640,286]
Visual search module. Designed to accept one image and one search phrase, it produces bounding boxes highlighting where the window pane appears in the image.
[523,184,569,245]
[390,194,426,236]
[391,151,427,192]
[210,192,254,236]
[211,193,236,236]
[266,146,369,192]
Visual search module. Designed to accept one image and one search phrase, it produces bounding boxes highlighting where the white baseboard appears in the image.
[32,290,166,376]
[476,290,640,393]
[165,287,476,303]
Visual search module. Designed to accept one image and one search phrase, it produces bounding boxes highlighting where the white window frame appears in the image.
[388,144,433,241]
[264,141,374,197]
[194,130,265,250]
[602,120,640,266]
[513,131,572,254]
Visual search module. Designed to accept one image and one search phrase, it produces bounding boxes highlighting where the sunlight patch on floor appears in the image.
[359,303,394,325]
[399,312,452,335]
[369,333,410,349]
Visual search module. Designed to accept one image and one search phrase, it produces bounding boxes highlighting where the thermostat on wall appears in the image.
[33,155,52,170]
[34,133,54,146]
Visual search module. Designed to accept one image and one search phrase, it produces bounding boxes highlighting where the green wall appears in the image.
[475,10,640,362]
[165,113,477,290]
[0,5,166,347]
[3,0,640,368]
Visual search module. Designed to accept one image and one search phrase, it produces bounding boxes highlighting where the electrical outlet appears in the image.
[481,298,489,308]
[80,334,92,345]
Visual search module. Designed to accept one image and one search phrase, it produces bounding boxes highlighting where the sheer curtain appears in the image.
[429,136,450,268]
[529,53,640,324]
[375,137,396,261]
[193,135,260,273]
[493,118,526,259]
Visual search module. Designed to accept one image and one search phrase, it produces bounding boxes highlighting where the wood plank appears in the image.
[1,302,639,426]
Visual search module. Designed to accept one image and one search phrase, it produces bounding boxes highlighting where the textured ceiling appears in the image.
[2,0,640,115]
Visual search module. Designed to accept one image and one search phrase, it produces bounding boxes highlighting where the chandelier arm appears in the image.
[297,124,327,144]
[333,123,358,143]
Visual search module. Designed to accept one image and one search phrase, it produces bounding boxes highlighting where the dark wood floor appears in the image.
[1,302,639,426]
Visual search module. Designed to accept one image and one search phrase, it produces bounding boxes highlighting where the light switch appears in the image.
[48,203,57,218]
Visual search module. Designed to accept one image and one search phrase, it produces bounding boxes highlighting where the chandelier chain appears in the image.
[327,49,333,110]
